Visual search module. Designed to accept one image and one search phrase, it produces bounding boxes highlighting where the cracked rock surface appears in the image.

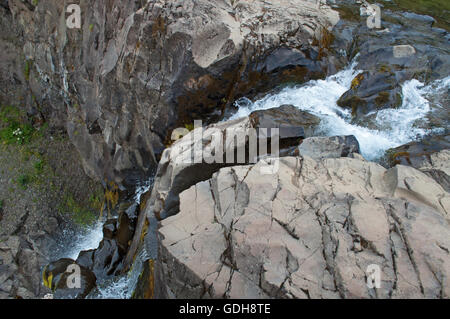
[157,154,450,298]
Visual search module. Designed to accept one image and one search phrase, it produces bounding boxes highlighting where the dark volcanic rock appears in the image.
[74,204,139,280]
[331,3,450,124]
[337,71,403,118]
[386,134,450,168]
[249,104,321,139]
[43,258,96,299]
[0,0,339,189]
[386,135,450,191]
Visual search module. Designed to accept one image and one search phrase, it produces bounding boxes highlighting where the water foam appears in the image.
[57,222,104,260]
[230,61,449,160]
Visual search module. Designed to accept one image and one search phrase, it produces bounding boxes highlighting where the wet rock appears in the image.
[386,134,450,168]
[102,220,117,240]
[333,3,450,124]
[91,239,122,279]
[116,204,138,253]
[43,259,96,299]
[75,204,139,279]
[298,135,361,160]
[76,250,95,270]
[249,105,321,139]
[337,71,402,118]
[132,260,155,299]
[157,156,450,298]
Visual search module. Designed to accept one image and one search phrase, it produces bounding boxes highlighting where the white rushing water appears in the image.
[90,249,147,299]
[230,60,449,160]
[53,221,104,261]
[89,179,153,299]
[51,178,155,299]
[56,178,154,262]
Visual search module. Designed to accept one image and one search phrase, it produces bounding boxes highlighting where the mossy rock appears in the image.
[131,259,155,299]
[42,259,96,299]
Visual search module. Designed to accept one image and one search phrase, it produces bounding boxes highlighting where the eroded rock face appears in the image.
[157,156,450,298]
[386,137,450,191]
[2,0,339,189]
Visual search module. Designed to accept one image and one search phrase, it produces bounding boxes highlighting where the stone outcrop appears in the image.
[386,135,450,192]
[156,154,450,298]
[146,106,321,221]
[1,0,339,189]
[298,135,361,160]
[417,150,450,192]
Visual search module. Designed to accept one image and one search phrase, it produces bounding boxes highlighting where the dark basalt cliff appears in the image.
[0,0,339,190]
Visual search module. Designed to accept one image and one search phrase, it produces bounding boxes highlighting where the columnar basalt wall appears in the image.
[1,0,339,189]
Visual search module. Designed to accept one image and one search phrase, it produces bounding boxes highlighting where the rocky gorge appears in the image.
[0,0,449,299]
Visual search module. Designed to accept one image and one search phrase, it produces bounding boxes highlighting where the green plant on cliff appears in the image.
[0,105,34,145]
[24,59,33,81]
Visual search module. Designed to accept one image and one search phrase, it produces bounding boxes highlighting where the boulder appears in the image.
[386,135,450,191]
[332,3,450,124]
[386,134,450,167]
[74,203,139,279]
[298,135,361,160]
[337,71,403,119]
[102,220,117,240]
[157,156,450,298]
[249,105,321,139]
[42,259,96,299]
